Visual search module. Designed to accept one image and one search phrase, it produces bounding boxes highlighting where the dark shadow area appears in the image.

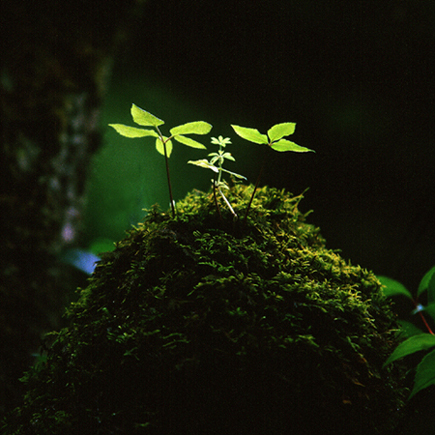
[2,0,434,427]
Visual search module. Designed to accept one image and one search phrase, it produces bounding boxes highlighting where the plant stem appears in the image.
[212,179,222,221]
[414,299,435,335]
[244,161,264,222]
[218,186,237,219]
[156,127,175,218]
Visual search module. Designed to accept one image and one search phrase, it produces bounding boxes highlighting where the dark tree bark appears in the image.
[0,0,146,415]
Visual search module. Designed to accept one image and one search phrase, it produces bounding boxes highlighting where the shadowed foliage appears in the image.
[4,185,406,434]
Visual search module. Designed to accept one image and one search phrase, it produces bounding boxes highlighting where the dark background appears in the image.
[96,0,434,292]
[1,0,434,419]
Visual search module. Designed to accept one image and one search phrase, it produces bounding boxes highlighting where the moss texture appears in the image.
[4,185,406,434]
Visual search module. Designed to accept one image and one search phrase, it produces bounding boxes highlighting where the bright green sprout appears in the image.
[231,122,314,153]
[231,123,314,220]
[109,104,212,217]
[188,135,246,218]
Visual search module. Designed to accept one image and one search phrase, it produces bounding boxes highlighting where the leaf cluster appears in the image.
[188,135,246,184]
[109,104,212,157]
[379,266,435,399]
[108,105,315,220]
[231,123,314,152]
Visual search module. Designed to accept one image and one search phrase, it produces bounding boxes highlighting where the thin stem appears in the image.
[414,298,435,335]
[243,161,264,222]
[218,187,237,219]
[212,180,222,221]
[156,127,175,218]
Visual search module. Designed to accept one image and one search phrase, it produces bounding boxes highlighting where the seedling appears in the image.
[231,123,314,219]
[188,135,246,218]
[109,104,212,217]
[380,266,435,399]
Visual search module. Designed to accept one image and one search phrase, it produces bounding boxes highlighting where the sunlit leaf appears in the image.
[131,104,164,127]
[378,276,413,299]
[221,168,247,179]
[271,139,314,153]
[211,136,231,146]
[109,124,158,139]
[221,152,235,161]
[383,333,435,367]
[267,122,296,141]
[410,349,435,399]
[173,135,207,149]
[170,121,212,136]
[231,125,268,144]
[155,137,173,157]
[418,266,435,301]
[188,159,219,173]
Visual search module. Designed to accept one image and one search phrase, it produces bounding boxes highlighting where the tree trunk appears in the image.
[0,0,146,415]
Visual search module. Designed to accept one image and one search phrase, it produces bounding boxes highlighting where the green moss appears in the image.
[5,185,406,434]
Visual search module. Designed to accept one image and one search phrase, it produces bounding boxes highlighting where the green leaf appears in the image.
[211,136,231,146]
[270,139,314,153]
[383,333,435,367]
[397,320,424,338]
[170,121,212,136]
[410,349,435,399]
[131,104,164,127]
[423,302,435,322]
[231,125,268,144]
[188,159,219,173]
[109,124,158,139]
[418,266,435,300]
[173,135,207,149]
[378,276,413,299]
[222,152,235,162]
[221,168,247,180]
[267,122,296,141]
[156,137,173,157]
[429,273,435,305]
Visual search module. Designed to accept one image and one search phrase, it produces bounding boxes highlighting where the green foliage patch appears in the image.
[380,266,435,399]
[4,185,406,435]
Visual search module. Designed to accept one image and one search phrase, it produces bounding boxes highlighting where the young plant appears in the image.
[379,266,435,399]
[109,104,212,217]
[231,123,314,219]
[188,135,246,218]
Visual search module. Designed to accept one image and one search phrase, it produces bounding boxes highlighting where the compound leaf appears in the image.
[410,349,435,399]
[170,121,212,136]
[109,124,158,139]
[131,104,164,127]
[231,125,268,144]
[173,135,207,149]
[221,167,247,179]
[155,137,173,157]
[271,139,314,153]
[383,333,435,367]
[188,159,219,173]
[267,122,296,141]
[378,276,413,300]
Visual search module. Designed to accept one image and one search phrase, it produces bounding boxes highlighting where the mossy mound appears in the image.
[5,185,406,434]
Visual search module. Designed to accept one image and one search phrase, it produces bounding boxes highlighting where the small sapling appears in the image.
[109,104,212,217]
[231,123,314,219]
[188,135,246,218]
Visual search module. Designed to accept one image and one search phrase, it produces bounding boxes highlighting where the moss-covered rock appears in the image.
[5,185,406,434]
